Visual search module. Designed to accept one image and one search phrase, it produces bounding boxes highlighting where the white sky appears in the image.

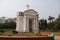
[0,0,60,19]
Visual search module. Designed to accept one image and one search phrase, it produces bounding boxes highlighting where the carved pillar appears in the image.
[33,17,39,33]
[16,16,20,31]
[35,17,38,33]
[33,18,36,32]
[26,18,29,32]
[23,15,26,32]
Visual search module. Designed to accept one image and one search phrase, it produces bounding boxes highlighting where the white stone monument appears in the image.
[16,6,39,33]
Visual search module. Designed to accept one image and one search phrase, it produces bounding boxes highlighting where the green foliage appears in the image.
[0,29,5,33]
[8,35,12,36]
[54,24,58,29]
[39,14,60,32]
[48,16,54,22]
[0,20,16,29]
[39,19,47,30]
[12,31,18,34]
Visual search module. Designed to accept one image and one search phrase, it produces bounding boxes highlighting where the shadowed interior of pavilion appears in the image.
[29,18,33,32]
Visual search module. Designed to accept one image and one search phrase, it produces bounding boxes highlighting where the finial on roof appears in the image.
[26,4,30,10]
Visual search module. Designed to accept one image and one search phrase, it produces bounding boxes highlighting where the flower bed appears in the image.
[40,32,60,36]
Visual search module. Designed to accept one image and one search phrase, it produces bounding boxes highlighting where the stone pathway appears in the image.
[55,36,60,40]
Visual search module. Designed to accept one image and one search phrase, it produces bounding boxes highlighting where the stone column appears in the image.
[35,17,39,33]
[33,17,39,33]
[16,16,20,32]
[26,18,29,32]
[23,15,26,32]
[33,18,36,32]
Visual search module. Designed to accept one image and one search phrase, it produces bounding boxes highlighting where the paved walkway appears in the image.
[55,36,60,40]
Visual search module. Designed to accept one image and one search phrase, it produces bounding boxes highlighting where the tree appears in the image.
[44,20,47,27]
[56,14,60,24]
[39,19,47,30]
[0,18,16,29]
[5,20,16,29]
[54,24,59,30]
[54,14,60,30]
[48,16,55,31]
[48,16,54,23]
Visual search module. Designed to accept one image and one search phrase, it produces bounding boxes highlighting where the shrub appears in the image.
[0,29,5,33]
[12,31,18,34]
[8,35,12,36]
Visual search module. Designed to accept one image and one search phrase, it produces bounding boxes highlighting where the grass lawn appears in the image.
[0,29,60,40]
[1,29,60,36]
[0,29,41,36]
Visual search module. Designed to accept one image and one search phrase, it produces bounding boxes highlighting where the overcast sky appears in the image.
[0,0,60,19]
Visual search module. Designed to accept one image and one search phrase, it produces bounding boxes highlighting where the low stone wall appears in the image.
[0,36,52,40]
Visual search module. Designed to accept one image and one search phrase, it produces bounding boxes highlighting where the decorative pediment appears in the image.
[24,9,38,16]
[24,9,37,13]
